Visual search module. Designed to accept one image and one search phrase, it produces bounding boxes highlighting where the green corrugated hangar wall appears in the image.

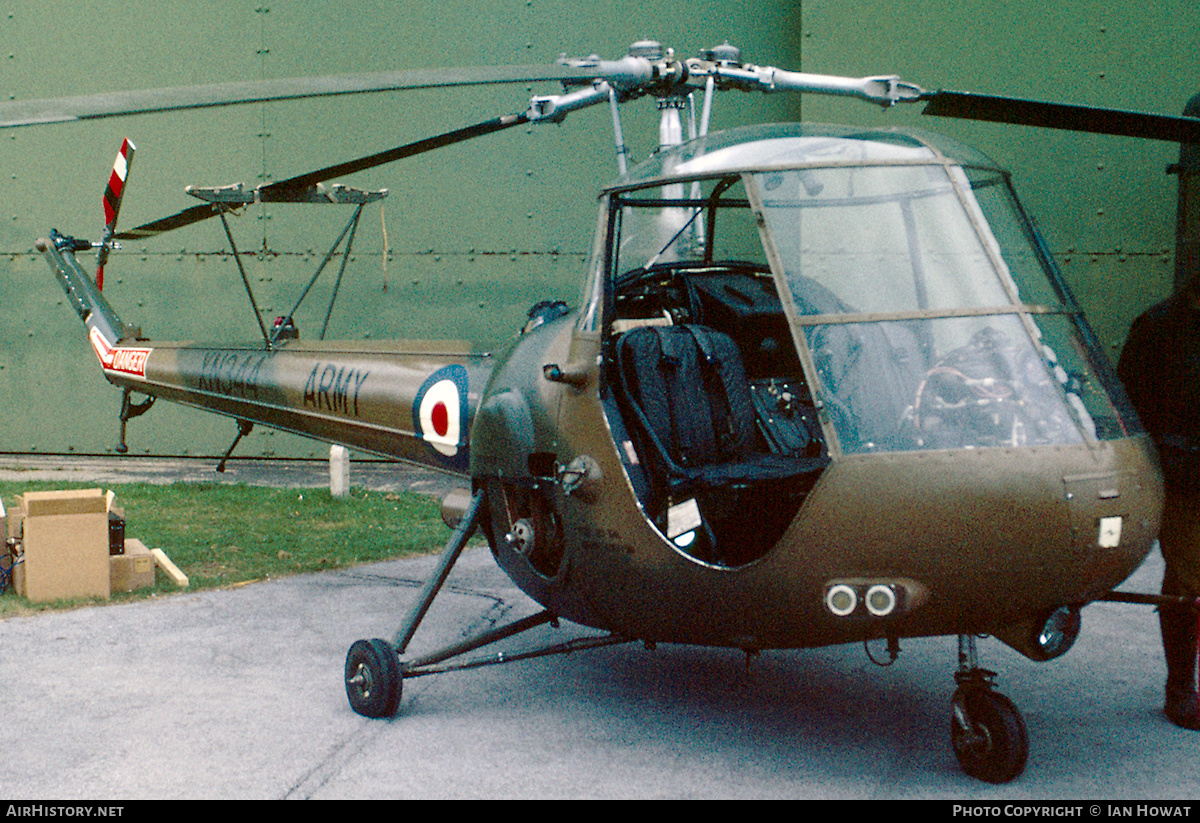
[1,1,1196,457]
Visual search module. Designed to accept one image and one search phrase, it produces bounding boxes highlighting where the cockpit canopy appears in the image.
[594,123,1138,455]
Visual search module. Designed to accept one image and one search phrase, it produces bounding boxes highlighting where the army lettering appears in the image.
[196,351,267,400]
[304,363,370,416]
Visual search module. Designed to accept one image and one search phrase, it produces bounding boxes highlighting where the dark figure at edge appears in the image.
[1119,275,1200,730]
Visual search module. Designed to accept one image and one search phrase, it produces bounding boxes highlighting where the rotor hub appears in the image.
[628,40,665,61]
[702,42,742,66]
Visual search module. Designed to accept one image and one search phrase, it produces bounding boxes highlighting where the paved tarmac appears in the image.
[0,453,467,498]
[0,456,1197,799]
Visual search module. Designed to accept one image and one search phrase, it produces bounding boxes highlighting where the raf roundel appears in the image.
[413,365,468,460]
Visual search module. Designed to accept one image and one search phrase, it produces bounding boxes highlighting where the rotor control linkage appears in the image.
[529,44,928,125]
[554,42,927,107]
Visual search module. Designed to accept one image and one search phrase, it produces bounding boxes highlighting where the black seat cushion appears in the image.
[616,324,827,497]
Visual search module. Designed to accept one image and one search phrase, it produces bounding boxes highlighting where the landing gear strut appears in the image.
[950,634,1028,783]
[344,488,631,718]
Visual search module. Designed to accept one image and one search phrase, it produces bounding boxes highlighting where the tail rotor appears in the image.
[96,137,135,290]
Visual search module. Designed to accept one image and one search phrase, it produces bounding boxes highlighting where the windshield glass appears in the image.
[751,163,1130,453]
[611,177,765,273]
[757,164,1023,315]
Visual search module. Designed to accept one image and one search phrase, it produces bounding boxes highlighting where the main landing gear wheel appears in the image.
[345,638,402,718]
[951,684,1028,784]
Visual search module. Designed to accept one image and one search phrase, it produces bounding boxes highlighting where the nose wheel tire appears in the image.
[951,685,1028,783]
[345,638,402,718]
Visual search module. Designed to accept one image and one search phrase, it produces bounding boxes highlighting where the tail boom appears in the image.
[39,232,134,353]
[118,340,489,470]
[38,233,490,471]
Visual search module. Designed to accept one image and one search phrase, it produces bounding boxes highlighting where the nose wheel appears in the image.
[951,635,1028,783]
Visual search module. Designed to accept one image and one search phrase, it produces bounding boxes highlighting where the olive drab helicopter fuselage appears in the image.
[19,40,1200,784]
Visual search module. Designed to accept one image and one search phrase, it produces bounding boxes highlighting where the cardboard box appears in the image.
[7,497,20,541]
[18,488,109,603]
[22,488,108,517]
[110,538,155,593]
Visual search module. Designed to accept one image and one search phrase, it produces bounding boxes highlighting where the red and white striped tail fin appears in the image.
[96,137,135,290]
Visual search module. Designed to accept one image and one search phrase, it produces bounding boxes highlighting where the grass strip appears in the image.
[0,480,455,617]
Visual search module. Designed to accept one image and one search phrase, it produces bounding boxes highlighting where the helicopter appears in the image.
[12,40,1200,784]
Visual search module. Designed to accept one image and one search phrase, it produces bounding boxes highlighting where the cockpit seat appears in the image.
[616,323,828,502]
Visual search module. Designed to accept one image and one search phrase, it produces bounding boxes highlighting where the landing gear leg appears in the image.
[950,634,1028,784]
[343,489,484,718]
[343,490,631,719]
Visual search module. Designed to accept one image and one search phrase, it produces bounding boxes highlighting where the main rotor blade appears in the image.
[113,112,530,241]
[0,64,577,128]
[260,111,529,197]
[923,90,1200,144]
[113,203,216,241]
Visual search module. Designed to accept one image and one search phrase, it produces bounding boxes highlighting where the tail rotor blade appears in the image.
[103,138,135,228]
[97,138,135,289]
